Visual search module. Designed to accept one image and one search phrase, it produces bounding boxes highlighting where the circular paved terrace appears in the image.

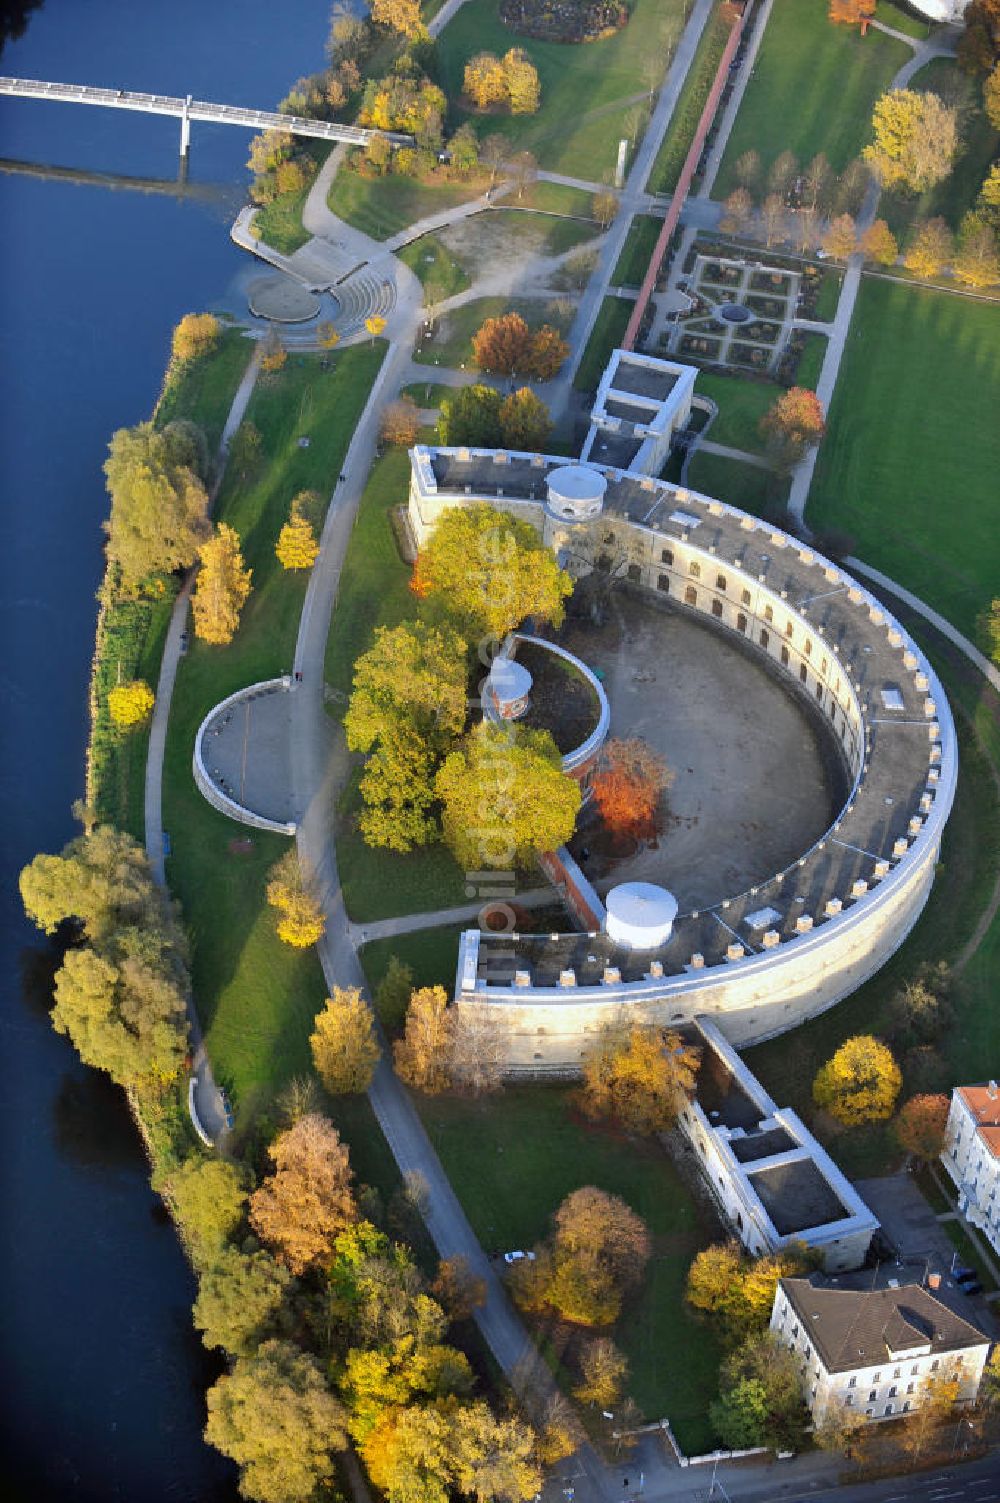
[247,274,324,323]
[195,680,297,833]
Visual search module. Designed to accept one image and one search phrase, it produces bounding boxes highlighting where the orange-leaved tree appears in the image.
[760,386,826,474]
[894,1093,950,1161]
[591,736,671,841]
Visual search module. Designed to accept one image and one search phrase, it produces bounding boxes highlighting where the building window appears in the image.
[781,644,790,666]
[764,604,774,623]
[845,1395,854,1407]
[785,620,794,638]
[661,548,673,565]
[737,612,747,633]
[792,1325,799,1339]
[821,657,828,675]
[889,1386,897,1398]
[911,1365,919,1375]
[741,588,751,605]
[760,628,769,649]
[816,680,824,701]
[711,599,723,618]
[685,585,697,607]
[716,574,727,591]
[868,1391,876,1402]
[689,561,701,578]
[848,1377,857,1388]
[873,1374,881,1382]
[931,1360,940,1372]
[884,1404,893,1417]
[906,1383,914,1394]
[627,563,641,582]
[893,1369,901,1380]
[657,574,670,593]
[804,639,813,657]
[800,663,808,684]
[903,1401,911,1413]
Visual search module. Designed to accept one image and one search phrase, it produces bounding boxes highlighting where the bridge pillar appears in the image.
[179,94,191,159]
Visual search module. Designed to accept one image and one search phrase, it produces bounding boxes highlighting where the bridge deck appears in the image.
[0,77,411,147]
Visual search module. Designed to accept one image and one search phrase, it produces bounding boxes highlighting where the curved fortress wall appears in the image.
[408,445,957,1075]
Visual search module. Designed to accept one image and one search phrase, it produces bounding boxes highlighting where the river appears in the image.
[0,2,337,1494]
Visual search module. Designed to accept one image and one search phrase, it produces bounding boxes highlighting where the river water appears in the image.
[0,2,335,1494]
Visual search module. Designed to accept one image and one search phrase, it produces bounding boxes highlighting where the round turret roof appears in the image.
[606,882,678,939]
[489,656,533,703]
[547,465,607,508]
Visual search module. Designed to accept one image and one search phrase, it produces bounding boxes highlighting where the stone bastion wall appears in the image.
[407,444,957,1074]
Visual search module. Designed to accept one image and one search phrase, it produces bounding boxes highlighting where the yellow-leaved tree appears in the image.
[266,849,326,948]
[108,678,155,728]
[863,88,958,193]
[812,1034,901,1124]
[191,523,252,645]
[275,491,321,572]
[393,985,455,1094]
[309,988,381,1094]
[171,312,220,364]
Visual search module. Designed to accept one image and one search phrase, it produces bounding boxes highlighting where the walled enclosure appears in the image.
[407,435,957,1074]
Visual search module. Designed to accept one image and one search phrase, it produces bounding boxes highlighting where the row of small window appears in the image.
[844,1398,911,1416]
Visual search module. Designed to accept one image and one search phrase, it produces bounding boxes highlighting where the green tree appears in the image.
[978,162,1000,229]
[19,823,176,944]
[412,502,571,640]
[578,1023,701,1134]
[310,988,381,1094]
[357,724,442,852]
[499,387,552,450]
[228,419,263,482]
[712,1334,809,1451]
[205,1339,348,1503]
[191,522,252,645]
[194,1247,292,1356]
[346,621,468,758]
[436,723,580,871]
[985,60,1000,127]
[103,421,210,588]
[376,956,416,1033]
[165,1155,247,1268]
[982,597,1000,665]
[813,1034,902,1124]
[437,384,504,446]
[863,89,958,193]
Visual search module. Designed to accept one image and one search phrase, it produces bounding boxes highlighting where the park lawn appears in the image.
[155,327,252,462]
[806,279,1000,642]
[328,169,484,240]
[401,381,454,409]
[745,632,1000,1180]
[715,0,910,198]
[493,180,596,217]
[646,1,734,196]
[361,926,468,1033]
[795,331,827,389]
[414,1085,722,1450]
[874,0,932,38]
[573,296,633,392]
[693,370,781,455]
[436,0,687,180]
[686,450,785,519]
[613,214,662,287]
[337,776,468,921]
[414,294,574,369]
[397,233,472,305]
[814,269,843,322]
[161,345,385,1122]
[881,58,1000,239]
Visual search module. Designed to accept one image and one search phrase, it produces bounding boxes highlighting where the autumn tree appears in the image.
[260,326,287,372]
[860,217,899,266]
[448,123,481,177]
[864,89,958,193]
[593,189,619,229]
[431,1256,487,1322]
[579,1023,700,1135]
[447,1401,542,1502]
[904,216,954,277]
[804,152,832,210]
[250,1113,356,1274]
[380,394,421,447]
[686,1242,811,1343]
[821,212,858,260]
[711,1334,809,1451]
[473,311,536,375]
[526,323,570,380]
[953,211,1000,286]
[436,723,581,871]
[573,1336,628,1408]
[768,150,798,198]
[394,985,455,1094]
[545,1187,651,1326]
[721,186,753,234]
[504,48,541,114]
[986,60,1000,128]
[760,386,826,474]
[310,988,381,1094]
[266,849,326,947]
[357,726,443,853]
[412,502,571,641]
[591,736,670,840]
[108,678,155,729]
[761,191,787,247]
[449,1001,505,1096]
[371,0,422,37]
[171,312,220,364]
[885,962,952,1050]
[193,1247,292,1356]
[317,320,341,350]
[275,505,320,571]
[205,1339,348,1503]
[828,0,875,23]
[104,420,210,588]
[191,523,252,645]
[733,148,761,191]
[959,0,1000,74]
[508,149,539,200]
[982,597,1000,665]
[499,386,552,450]
[464,51,508,109]
[366,314,387,342]
[813,1034,902,1125]
[899,1375,962,1459]
[895,1093,950,1162]
[979,162,1000,229]
[165,1155,248,1269]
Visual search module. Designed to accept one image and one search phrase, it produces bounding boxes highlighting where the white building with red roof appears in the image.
[941,1084,1000,1255]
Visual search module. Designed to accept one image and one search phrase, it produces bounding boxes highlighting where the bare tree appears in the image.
[767,150,798,199]
[720,187,753,235]
[733,148,761,192]
[449,1002,505,1095]
[761,192,788,248]
[508,150,538,200]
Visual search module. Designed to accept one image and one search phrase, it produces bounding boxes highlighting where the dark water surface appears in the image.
[0,2,332,1494]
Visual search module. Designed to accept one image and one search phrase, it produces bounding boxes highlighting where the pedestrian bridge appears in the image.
[0,76,411,156]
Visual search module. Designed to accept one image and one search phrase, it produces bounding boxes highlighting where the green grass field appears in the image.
[715,0,910,198]
[874,0,932,38]
[436,0,686,180]
[613,214,662,287]
[687,450,784,518]
[361,926,468,1032]
[401,381,454,409]
[881,58,1000,239]
[414,294,574,369]
[646,2,734,196]
[397,233,472,305]
[573,296,633,392]
[693,370,781,455]
[415,1085,722,1450]
[160,346,385,1122]
[807,279,1000,642]
[328,170,484,240]
[795,331,827,389]
[493,180,596,217]
[155,327,252,463]
[252,182,314,255]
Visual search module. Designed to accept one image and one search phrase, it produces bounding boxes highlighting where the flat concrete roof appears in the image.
[750,1158,848,1236]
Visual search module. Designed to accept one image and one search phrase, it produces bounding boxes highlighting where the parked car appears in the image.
[953,1266,978,1282]
[960,1281,983,1297]
[503,1250,536,1265]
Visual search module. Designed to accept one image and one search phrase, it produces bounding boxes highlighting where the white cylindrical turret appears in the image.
[605,882,678,949]
[487,656,533,721]
[545,464,607,522]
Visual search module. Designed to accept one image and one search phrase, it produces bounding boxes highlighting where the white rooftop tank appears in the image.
[487,656,533,720]
[605,882,678,950]
[546,464,607,522]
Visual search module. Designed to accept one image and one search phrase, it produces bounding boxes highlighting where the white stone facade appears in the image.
[942,1085,1000,1256]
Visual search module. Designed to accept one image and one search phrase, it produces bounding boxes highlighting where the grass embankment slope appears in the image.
[808,279,1000,643]
[437,0,687,181]
[573,296,634,391]
[90,330,252,840]
[327,170,485,242]
[715,0,909,198]
[161,346,384,1127]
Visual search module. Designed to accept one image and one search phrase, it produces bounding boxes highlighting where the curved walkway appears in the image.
[145,338,262,1145]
